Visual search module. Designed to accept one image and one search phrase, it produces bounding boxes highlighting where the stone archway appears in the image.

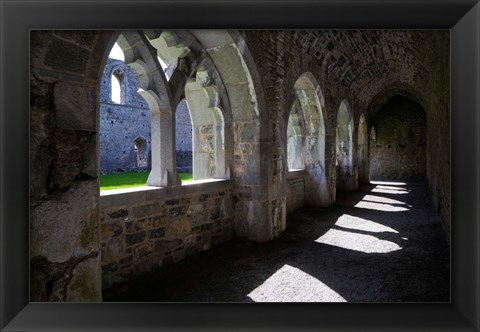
[134,136,148,168]
[292,72,331,207]
[287,98,305,171]
[189,31,282,241]
[185,68,226,180]
[336,100,355,190]
[370,95,426,181]
[116,31,179,187]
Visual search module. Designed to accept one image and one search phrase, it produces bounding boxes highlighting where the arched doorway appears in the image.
[370,95,426,181]
[291,73,330,206]
[336,100,354,190]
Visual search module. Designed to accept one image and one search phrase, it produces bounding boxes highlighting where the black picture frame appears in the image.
[1,0,479,331]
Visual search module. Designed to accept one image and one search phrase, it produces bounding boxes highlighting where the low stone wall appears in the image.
[99,180,233,289]
[286,170,306,213]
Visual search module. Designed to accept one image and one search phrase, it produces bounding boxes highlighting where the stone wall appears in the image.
[423,33,451,236]
[99,181,233,289]
[30,30,113,301]
[370,96,426,181]
[286,170,306,213]
[175,99,193,172]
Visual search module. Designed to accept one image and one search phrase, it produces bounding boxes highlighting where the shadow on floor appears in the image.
[103,181,450,302]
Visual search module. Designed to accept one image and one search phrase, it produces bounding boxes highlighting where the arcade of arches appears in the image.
[30,30,450,302]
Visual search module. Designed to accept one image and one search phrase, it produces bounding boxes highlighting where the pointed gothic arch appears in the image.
[336,100,354,190]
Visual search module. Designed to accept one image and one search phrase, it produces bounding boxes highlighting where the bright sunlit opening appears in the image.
[335,214,399,233]
[247,264,347,302]
[158,56,171,80]
[111,74,121,104]
[315,229,402,253]
[108,42,125,61]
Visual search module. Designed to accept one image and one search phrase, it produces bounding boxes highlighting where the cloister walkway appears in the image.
[104,181,450,302]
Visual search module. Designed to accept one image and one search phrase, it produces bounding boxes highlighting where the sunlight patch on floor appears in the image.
[371,188,409,195]
[315,229,402,253]
[335,214,398,233]
[375,185,408,191]
[370,181,407,186]
[354,201,409,212]
[361,194,406,205]
[247,264,346,302]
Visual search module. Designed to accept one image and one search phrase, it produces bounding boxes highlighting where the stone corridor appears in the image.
[104,181,449,302]
[29,30,451,302]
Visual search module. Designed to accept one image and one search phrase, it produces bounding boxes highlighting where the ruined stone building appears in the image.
[30,30,450,302]
[99,58,152,173]
[99,58,193,174]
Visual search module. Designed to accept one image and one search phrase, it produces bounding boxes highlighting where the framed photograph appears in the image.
[1,0,479,331]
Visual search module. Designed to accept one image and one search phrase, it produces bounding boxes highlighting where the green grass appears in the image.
[100,171,193,191]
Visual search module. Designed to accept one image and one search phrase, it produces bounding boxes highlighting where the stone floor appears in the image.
[103,181,450,302]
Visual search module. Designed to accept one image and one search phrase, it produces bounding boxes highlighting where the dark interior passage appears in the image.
[370,96,426,181]
[103,181,449,302]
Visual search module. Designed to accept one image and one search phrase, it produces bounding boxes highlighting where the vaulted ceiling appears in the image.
[291,30,448,108]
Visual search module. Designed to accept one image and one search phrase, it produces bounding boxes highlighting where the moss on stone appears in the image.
[69,269,99,301]
[80,216,97,248]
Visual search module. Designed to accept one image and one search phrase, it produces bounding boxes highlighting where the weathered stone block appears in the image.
[133,203,162,218]
[66,256,101,302]
[125,218,148,233]
[134,243,154,259]
[169,206,186,218]
[155,239,183,253]
[45,37,89,74]
[125,231,146,246]
[166,218,192,238]
[100,222,123,241]
[108,209,129,219]
[102,237,125,262]
[209,206,221,220]
[119,255,133,266]
[51,130,96,190]
[54,82,97,131]
[165,198,180,206]
[151,215,167,228]
[188,203,205,214]
[80,134,98,178]
[31,180,98,263]
[191,211,209,228]
[233,199,271,242]
[149,227,166,239]
[52,31,97,50]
